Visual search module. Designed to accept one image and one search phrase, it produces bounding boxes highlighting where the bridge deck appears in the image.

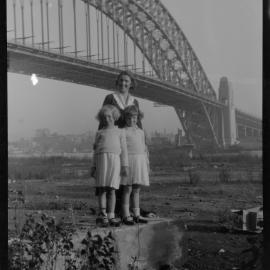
[8,43,224,110]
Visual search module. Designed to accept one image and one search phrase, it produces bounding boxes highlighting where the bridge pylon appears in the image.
[218,77,237,147]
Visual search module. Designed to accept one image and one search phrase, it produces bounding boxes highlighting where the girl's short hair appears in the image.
[124,105,144,119]
[96,105,121,122]
[115,70,137,91]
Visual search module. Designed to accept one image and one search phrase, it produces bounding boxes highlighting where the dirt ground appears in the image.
[8,167,263,270]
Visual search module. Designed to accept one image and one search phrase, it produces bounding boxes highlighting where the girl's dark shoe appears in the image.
[134,216,148,224]
[122,216,135,225]
[109,217,121,227]
[96,213,109,227]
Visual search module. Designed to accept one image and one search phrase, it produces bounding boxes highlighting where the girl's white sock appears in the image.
[132,208,140,217]
[107,212,115,219]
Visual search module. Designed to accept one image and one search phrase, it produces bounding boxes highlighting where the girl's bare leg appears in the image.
[107,188,116,219]
[122,185,132,218]
[98,188,107,215]
[131,185,141,217]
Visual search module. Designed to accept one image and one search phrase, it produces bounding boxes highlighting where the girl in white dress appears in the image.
[91,105,128,227]
[121,105,150,225]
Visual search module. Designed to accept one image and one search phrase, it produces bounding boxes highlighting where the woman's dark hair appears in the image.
[124,105,144,120]
[115,70,137,91]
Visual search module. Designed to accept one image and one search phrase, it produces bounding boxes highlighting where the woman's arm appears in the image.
[91,132,99,177]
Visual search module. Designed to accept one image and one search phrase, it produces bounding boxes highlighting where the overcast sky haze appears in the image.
[7,0,262,141]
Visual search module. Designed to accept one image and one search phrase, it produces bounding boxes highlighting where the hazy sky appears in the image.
[7,0,262,141]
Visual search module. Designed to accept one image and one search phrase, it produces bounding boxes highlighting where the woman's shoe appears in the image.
[109,217,121,227]
[96,213,109,227]
[122,216,135,225]
[134,216,148,224]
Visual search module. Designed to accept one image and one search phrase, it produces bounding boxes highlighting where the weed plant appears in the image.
[8,211,117,270]
[8,212,77,270]
[8,180,116,270]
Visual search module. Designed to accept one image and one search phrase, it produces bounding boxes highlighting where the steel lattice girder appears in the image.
[174,104,223,149]
[83,0,217,101]
[83,0,179,83]
[133,0,216,98]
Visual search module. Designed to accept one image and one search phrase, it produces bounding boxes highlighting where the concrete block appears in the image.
[52,218,184,270]
[113,218,184,269]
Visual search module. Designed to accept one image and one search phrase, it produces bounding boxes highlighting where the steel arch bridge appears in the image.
[7,0,262,149]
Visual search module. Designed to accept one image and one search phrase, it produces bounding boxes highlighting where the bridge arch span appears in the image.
[84,0,216,100]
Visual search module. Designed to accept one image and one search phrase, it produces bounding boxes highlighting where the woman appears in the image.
[99,70,142,130]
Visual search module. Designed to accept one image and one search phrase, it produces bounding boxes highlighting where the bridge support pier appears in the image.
[218,77,237,147]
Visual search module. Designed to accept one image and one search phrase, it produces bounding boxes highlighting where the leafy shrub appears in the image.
[8,212,77,270]
[8,211,117,270]
[80,231,117,270]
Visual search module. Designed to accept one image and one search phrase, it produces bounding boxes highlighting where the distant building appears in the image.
[148,129,187,146]
[150,136,170,145]
[149,131,172,145]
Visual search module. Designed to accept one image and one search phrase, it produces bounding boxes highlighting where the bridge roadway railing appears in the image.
[235,109,262,137]
[235,109,262,126]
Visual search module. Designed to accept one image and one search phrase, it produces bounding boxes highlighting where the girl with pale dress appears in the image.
[121,105,150,225]
[91,105,128,227]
